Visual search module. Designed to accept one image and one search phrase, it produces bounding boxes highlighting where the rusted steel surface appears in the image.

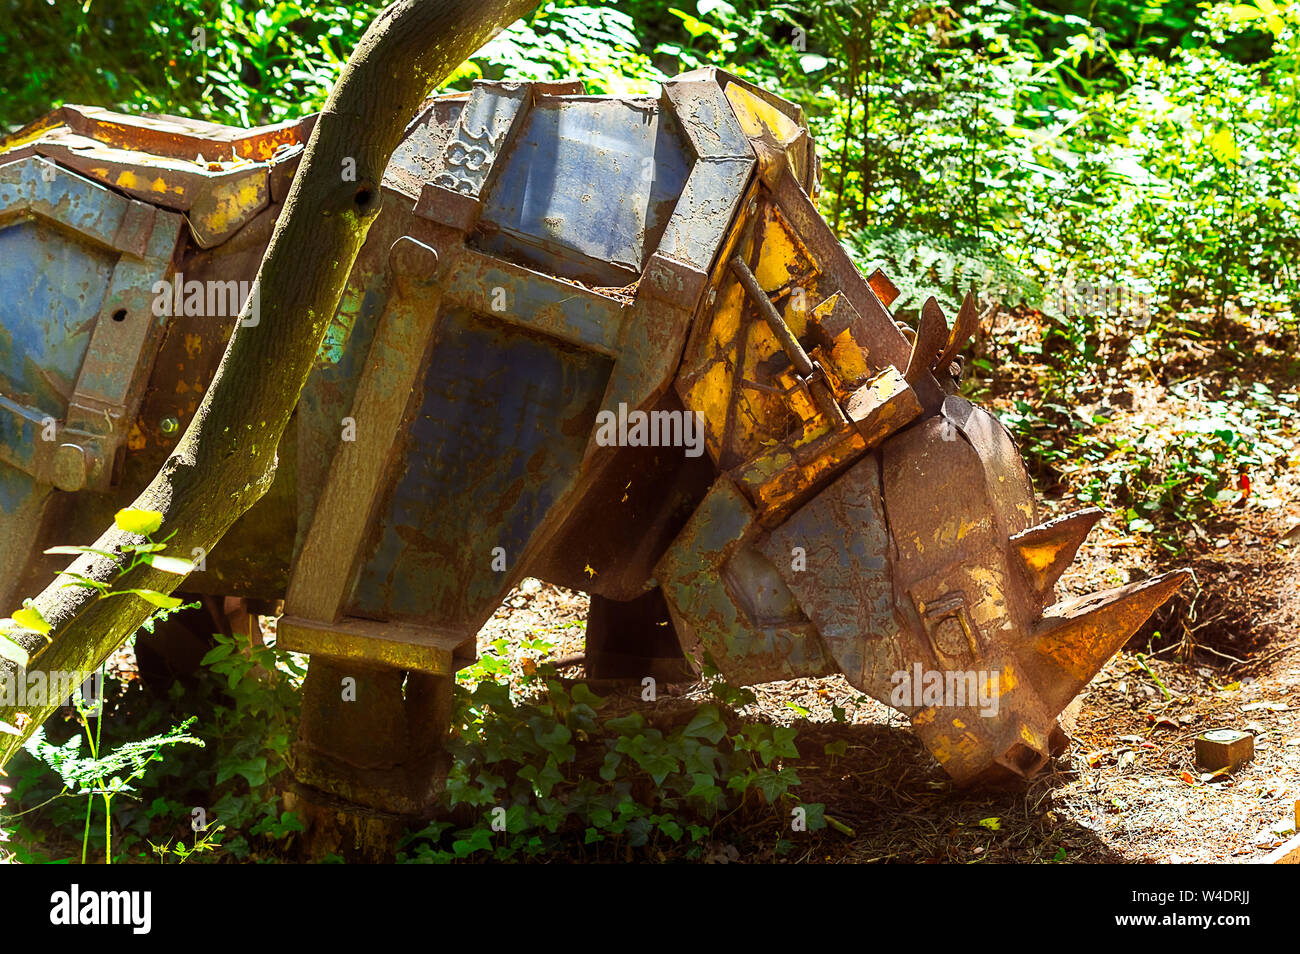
[0,72,1190,806]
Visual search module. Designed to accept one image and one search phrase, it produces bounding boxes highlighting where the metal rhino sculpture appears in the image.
[0,69,1188,817]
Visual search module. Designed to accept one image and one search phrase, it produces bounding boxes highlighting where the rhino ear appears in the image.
[1010,508,1104,604]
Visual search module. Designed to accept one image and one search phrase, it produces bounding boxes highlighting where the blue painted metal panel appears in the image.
[349,307,612,626]
[0,222,114,415]
[476,98,692,287]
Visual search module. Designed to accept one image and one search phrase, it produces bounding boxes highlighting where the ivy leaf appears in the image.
[685,772,719,800]
[604,713,644,734]
[657,817,684,841]
[451,828,492,858]
[114,507,163,536]
[599,750,622,782]
[11,604,50,637]
[518,760,565,798]
[799,802,828,831]
[570,682,606,710]
[682,704,727,744]
[752,767,792,803]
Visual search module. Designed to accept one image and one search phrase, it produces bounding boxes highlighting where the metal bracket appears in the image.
[729,255,848,428]
[0,157,183,493]
[911,588,984,667]
[414,80,537,232]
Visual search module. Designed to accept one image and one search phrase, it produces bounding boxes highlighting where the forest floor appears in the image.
[477,308,1300,864]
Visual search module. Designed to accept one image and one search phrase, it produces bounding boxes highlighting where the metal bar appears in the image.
[728,254,846,425]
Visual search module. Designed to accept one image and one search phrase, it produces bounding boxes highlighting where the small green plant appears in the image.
[149,823,227,863]
[23,702,202,864]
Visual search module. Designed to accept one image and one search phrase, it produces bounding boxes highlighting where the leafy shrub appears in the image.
[399,645,824,862]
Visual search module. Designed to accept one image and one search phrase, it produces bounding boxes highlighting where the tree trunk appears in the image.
[1,0,540,767]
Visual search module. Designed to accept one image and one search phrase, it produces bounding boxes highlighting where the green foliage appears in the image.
[1003,378,1296,545]
[0,1,667,129]
[845,227,1045,319]
[22,677,202,864]
[399,645,823,862]
[25,717,201,800]
[1,626,306,863]
[459,3,668,92]
[6,0,1297,330]
[1,507,194,677]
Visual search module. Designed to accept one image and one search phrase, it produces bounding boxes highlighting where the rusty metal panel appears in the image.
[32,134,270,248]
[440,248,625,356]
[346,305,612,629]
[384,96,467,202]
[54,105,305,162]
[655,475,836,685]
[757,453,906,688]
[654,158,752,275]
[0,157,183,495]
[662,79,752,161]
[475,96,693,286]
[433,81,532,199]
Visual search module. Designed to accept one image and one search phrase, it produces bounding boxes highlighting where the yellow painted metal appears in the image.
[7,115,283,249]
[723,81,810,185]
[676,179,928,528]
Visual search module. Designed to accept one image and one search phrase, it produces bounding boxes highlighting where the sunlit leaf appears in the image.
[113,589,183,610]
[12,604,50,637]
[142,554,197,575]
[0,632,30,668]
[43,545,118,559]
[114,507,163,536]
[1207,126,1240,163]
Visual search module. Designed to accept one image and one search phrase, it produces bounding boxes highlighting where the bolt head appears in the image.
[159,416,180,436]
